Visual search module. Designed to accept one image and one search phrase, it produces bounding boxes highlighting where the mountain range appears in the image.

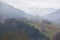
[0,2,60,40]
[44,9,60,27]
[0,2,50,40]
[26,7,57,16]
[0,2,52,25]
[0,2,28,19]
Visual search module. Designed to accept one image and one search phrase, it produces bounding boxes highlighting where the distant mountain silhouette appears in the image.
[44,9,60,27]
[0,2,51,25]
[26,7,57,16]
[0,2,28,20]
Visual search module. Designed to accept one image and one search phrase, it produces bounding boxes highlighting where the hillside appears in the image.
[0,18,49,40]
[24,20,60,40]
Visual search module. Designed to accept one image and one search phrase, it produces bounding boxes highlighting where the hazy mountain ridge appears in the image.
[0,2,52,25]
[26,7,57,16]
[44,9,60,27]
[0,2,28,20]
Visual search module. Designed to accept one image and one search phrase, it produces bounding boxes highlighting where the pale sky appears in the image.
[1,0,60,16]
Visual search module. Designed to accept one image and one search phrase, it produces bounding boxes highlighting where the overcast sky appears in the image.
[1,0,60,16]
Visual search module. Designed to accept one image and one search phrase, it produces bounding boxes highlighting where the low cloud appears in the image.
[1,0,60,16]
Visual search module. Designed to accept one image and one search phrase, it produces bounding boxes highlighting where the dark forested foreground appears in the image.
[0,18,50,40]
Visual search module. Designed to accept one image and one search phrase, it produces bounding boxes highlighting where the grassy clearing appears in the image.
[25,20,60,40]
